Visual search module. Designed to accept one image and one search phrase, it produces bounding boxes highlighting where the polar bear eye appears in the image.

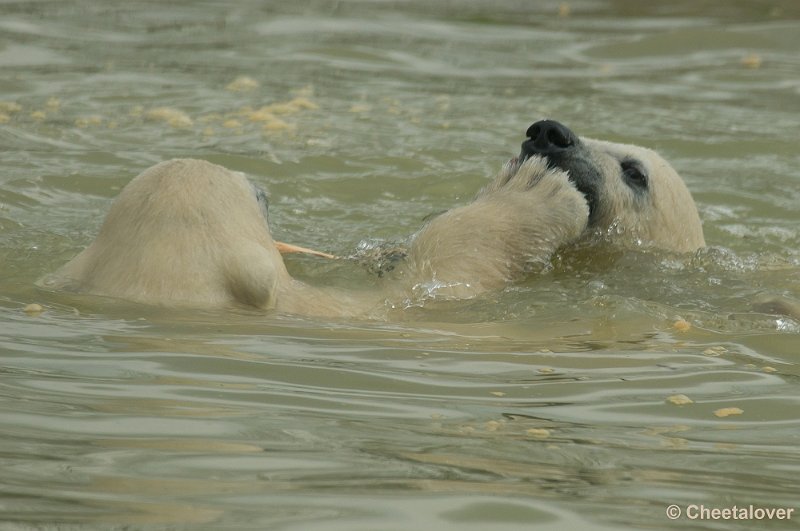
[620,160,648,190]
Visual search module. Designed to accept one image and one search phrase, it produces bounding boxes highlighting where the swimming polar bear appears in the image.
[39,120,706,317]
[400,119,705,296]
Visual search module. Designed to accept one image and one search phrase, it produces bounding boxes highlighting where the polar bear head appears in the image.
[518,120,705,253]
[40,159,289,308]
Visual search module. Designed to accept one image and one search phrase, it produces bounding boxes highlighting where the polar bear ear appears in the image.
[224,243,282,309]
[251,182,271,226]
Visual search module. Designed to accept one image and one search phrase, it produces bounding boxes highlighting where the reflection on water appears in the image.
[1,0,799,529]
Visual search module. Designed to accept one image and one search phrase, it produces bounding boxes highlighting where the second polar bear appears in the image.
[396,119,704,296]
[40,120,705,316]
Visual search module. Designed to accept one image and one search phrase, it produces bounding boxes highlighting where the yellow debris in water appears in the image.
[246,107,277,122]
[537,367,555,374]
[23,303,44,316]
[526,428,551,439]
[225,75,259,92]
[145,107,193,128]
[666,394,693,406]
[762,366,777,373]
[703,346,727,356]
[0,101,22,113]
[490,391,506,397]
[290,96,318,110]
[598,63,614,74]
[31,110,47,121]
[0,113,9,124]
[262,118,292,132]
[741,53,762,69]
[75,115,103,128]
[662,437,689,449]
[642,425,690,437]
[45,97,61,111]
[713,407,743,418]
[673,319,691,332]
[558,3,571,17]
[251,97,318,116]
[484,420,503,432]
[198,112,222,124]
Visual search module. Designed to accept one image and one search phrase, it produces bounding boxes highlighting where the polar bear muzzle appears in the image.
[520,119,602,224]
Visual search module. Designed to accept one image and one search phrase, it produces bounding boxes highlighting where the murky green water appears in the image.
[2,1,799,529]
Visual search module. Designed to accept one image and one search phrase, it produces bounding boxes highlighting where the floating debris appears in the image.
[713,407,744,418]
[23,303,44,316]
[673,319,691,332]
[484,420,504,432]
[702,345,729,357]
[0,101,22,114]
[741,53,762,69]
[666,394,694,406]
[145,107,193,128]
[526,428,551,439]
[225,75,259,92]
[349,103,371,113]
[248,97,318,118]
[75,115,103,128]
[261,118,292,132]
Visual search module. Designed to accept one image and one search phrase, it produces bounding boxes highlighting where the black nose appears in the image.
[521,120,577,157]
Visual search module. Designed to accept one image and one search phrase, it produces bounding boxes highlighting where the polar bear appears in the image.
[39,120,706,317]
[38,159,381,317]
[390,119,705,295]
